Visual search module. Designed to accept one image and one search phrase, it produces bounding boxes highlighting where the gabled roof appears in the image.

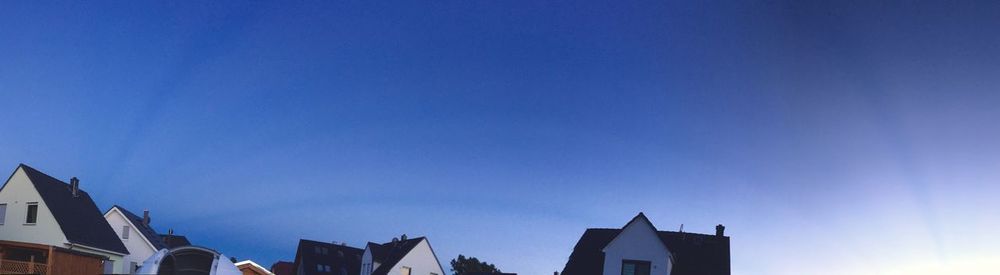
[368,237,426,275]
[601,212,668,253]
[561,213,731,275]
[160,234,192,248]
[293,239,363,275]
[236,260,276,275]
[6,164,129,255]
[107,205,168,250]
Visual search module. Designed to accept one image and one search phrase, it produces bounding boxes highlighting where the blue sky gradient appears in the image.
[2,1,999,274]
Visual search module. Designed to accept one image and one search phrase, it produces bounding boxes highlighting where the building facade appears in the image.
[0,164,130,274]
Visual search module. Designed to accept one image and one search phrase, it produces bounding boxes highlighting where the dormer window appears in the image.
[25,202,38,224]
[622,260,651,275]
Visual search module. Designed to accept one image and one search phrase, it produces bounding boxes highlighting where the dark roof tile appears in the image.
[111,205,168,250]
[160,234,192,248]
[560,215,730,275]
[13,164,129,255]
[370,237,425,275]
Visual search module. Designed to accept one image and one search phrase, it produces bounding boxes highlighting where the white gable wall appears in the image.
[361,248,371,275]
[0,167,70,246]
[388,239,445,275]
[105,208,158,273]
[360,246,381,275]
[602,219,672,275]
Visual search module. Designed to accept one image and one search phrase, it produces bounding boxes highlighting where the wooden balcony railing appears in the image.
[0,259,48,275]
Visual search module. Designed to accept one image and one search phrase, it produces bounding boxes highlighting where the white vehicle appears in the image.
[136,246,242,275]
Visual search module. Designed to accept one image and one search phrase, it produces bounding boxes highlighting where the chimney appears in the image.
[143,210,151,226]
[555,272,559,275]
[716,224,725,237]
[400,234,407,241]
[70,177,80,197]
[168,228,174,235]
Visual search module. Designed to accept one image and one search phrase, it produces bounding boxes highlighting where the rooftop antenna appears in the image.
[679,224,686,240]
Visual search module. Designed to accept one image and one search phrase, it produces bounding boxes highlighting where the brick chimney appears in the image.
[143,209,151,226]
[70,177,80,197]
[716,224,725,237]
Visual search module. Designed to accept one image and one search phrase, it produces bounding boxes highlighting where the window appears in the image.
[26,203,38,224]
[0,203,6,224]
[325,265,332,272]
[322,247,329,254]
[621,260,651,275]
[103,260,115,274]
[431,273,439,275]
[317,264,324,272]
[122,225,131,239]
[401,266,411,275]
[315,247,322,254]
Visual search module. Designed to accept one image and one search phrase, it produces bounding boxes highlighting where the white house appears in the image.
[560,213,731,275]
[104,205,170,273]
[360,235,445,275]
[0,164,130,274]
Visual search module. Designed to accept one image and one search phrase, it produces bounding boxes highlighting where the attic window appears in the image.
[322,247,329,255]
[25,202,38,224]
[0,203,6,225]
[622,260,651,275]
[122,225,131,239]
[401,266,411,275]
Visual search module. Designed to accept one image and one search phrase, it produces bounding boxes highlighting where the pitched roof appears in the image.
[10,164,129,255]
[368,237,426,275]
[236,260,276,275]
[160,233,192,248]
[109,205,168,250]
[293,239,364,275]
[560,213,731,275]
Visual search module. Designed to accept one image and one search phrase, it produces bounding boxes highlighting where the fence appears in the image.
[0,259,47,275]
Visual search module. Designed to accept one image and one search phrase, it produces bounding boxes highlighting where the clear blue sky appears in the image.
[2,1,999,274]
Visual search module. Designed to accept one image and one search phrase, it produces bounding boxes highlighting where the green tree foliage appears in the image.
[450,254,501,275]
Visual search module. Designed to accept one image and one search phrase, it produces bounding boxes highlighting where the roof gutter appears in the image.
[66,242,127,256]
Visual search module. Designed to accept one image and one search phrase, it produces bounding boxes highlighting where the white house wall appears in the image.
[602,219,672,275]
[361,247,381,275]
[105,209,157,273]
[0,167,70,247]
[389,239,444,275]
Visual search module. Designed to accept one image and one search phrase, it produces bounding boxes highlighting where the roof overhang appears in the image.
[67,242,128,256]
